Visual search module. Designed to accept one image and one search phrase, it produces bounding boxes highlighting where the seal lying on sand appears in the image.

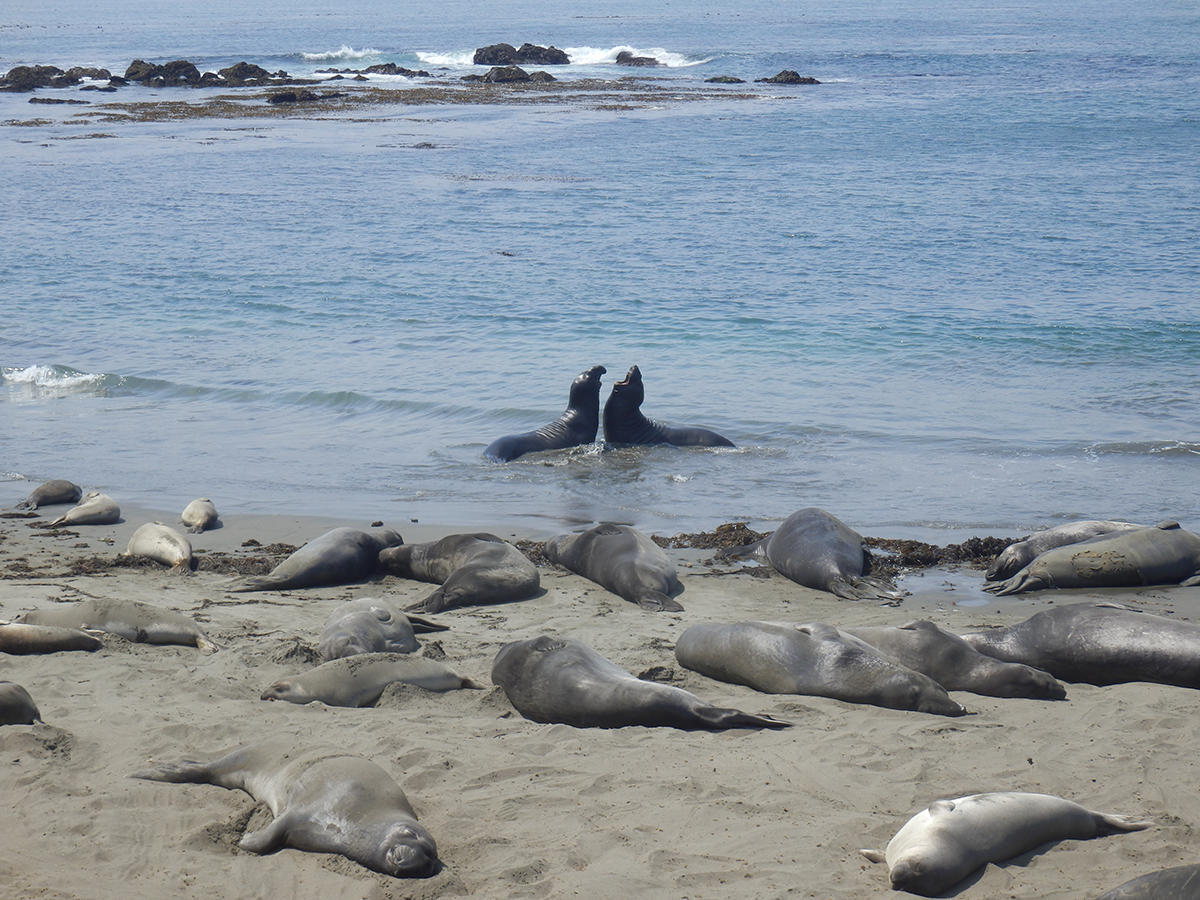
[125,522,195,573]
[602,365,734,447]
[842,620,1066,699]
[131,740,439,877]
[484,365,606,462]
[0,621,102,654]
[14,479,82,511]
[317,597,446,660]
[721,507,902,601]
[861,791,1151,897]
[21,598,218,650]
[984,521,1200,595]
[961,601,1200,687]
[676,621,965,716]
[986,519,1144,581]
[380,533,540,614]
[47,491,120,527]
[1094,864,1200,900]
[0,682,41,725]
[180,497,219,533]
[543,523,681,611]
[230,526,403,592]
[261,652,483,707]
[492,635,790,730]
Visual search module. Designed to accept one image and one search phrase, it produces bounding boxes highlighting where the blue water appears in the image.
[3,0,1198,539]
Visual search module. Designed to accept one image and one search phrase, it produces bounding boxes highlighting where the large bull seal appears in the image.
[842,620,1066,699]
[860,791,1150,896]
[676,621,965,716]
[984,521,1200,595]
[484,365,606,462]
[543,523,681,611]
[20,598,218,650]
[986,520,1144,581]
[261,652,483,707]
[722,507,902,601]
[0,682,41,724]
[1095,864,1200,900]
[492,635,790,730]
[602,365,734,447]
[14,479,82,511]
[230,526,403,592]
[130,740,439,877]
[47,491,120,526]
[379,533,540,614]
[961,601,1200,687]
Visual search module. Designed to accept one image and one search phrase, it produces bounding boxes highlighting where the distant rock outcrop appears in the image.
[461,66,557,84]
[0,65,112,92]
[755,70,820,84]
[125,59,203,86]
[705,75,746,84]
[316,62,432,78]
[615,51,660,67]
[473,43,570,66]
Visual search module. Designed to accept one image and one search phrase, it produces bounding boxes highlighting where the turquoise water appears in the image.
[3,0,1198,537]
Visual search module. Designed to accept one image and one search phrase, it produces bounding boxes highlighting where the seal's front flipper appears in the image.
[636,591,684,612]
[239,811,295,854]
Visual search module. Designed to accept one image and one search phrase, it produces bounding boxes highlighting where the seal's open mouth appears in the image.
[616,365,640,387]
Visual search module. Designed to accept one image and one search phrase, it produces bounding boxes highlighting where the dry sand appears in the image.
[2,500,1199,900]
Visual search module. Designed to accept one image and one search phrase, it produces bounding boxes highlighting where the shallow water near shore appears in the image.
[3,0,1198,541]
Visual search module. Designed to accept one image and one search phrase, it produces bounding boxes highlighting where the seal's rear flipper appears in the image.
[717,538,768,560]
[859,849,886,864]
[406,614,450,633]
[1093,812,1153,835]
[129,760,213,784]
[695,707,791,730]
[829,577,905,602]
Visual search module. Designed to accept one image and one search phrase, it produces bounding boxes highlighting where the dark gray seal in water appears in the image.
[602,365,734,447]
[491,635,790,730]
[484,365,606,462]
[230,526,403,592]
[961,601,1200,687]
[14,479,82,511]
[379,533,540,614]
[984,521,1200,595]
[543,522,681,611]
[131,740,439,877]
[721,507,902,601]
[986,519,1144,581]
[676,621,965,716]
[1094,864,1200,900]
[860,791,1150,897]
[0,682,41,724]
[842,620,1066,699]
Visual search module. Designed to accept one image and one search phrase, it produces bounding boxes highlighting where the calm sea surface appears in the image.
[3,0,1198,539]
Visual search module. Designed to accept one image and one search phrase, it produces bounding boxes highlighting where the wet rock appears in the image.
[473,43,570,66]
[616,51,659,67]
[125,59,202,86]
[705,75,746,84]
[755,70,820,84]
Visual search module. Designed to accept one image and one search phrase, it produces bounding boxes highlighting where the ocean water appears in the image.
[2,0,1198,540]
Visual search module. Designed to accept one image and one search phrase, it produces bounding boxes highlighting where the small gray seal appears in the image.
[721,507,902,601]
[14,479,82,511]
[0,621,102,654]
[230,526,403,592]
[676,621,965,716]
[0,682,41,725]
[602,365,734,447]
[125,522,195,573]
[860,791,1151,896]
[962,600,1200,687]
[47,491,120,527]
[180,497,219,533]
[21,598,219,650]
[130,739,439,877]
[379,533,540,614]
[842,620,1066,699]
[318,597,440,660]
[484,365,606,462]
[261,652,483,707]
[985,521,1200,595]
[543,523,681,611]
[986,519,1145,581]
[492,635,790,730]
[1094,864,1200,900]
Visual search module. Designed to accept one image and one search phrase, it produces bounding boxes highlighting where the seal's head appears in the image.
[379,821,440,878]
[610,365,645,405]
[567,365,607,408]
[260,680,309,704]
[378,544,415,577]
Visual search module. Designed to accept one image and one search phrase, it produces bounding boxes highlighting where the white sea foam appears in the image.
[415,50,476,67]
[564,46,711,68]
[301,45,381,62]
[1,365,105,388]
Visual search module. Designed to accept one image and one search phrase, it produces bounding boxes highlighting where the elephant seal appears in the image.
[47,491,120,527]
[125,522,195,573]
[676,621,965,716]
[21,598,219,650]
[492,635,790,730]
[14,479,82,511]
[860,791,1151,896]
[984,521,1200,595]
[261,652,483,707]
[317,597,445,660]
[961,601,1200,687]
[842,621,1066,699]
[721,507,902,601]
[0,682,41,724]
[543,523,681,611]
[483,365,606,462]
[0,621,102,654]
[1094,864,1200,900]
[380,533,540,614]
[986,520,1145,581]
[181,497,219,533]
[230,526,403,592]
[602,365,734,447]
[130,740,439,877]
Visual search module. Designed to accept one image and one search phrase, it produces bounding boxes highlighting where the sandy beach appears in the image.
[3,499,1200,900]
